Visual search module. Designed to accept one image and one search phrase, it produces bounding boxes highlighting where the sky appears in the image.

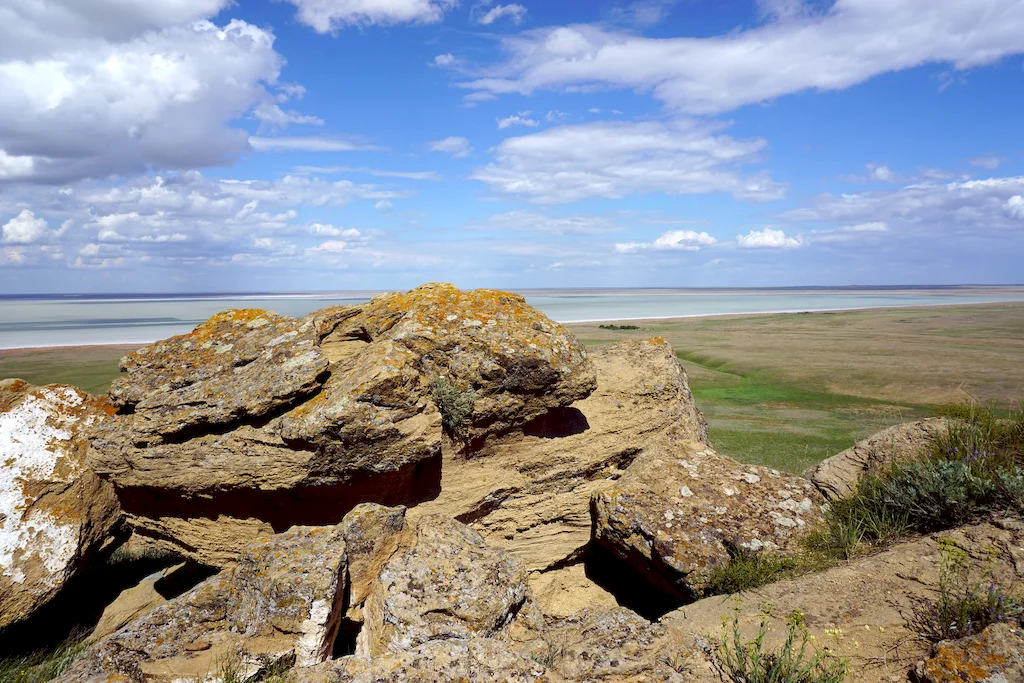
[0,0,1023,293]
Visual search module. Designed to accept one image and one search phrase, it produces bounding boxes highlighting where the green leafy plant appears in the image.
[429,376,477,437]
[903,540,1023,644]
[711,609,848,683]
[0,632,88,683]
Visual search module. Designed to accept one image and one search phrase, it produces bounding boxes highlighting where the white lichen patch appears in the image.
[0,387,88,589]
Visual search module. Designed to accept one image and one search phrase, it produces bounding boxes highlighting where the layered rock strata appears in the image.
[87,284,595,566]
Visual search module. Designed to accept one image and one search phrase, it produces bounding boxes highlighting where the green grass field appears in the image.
[0,346,134,396]
[571,303,1024,474]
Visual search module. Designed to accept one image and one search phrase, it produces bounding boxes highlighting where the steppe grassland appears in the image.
[2,304,1022,475]
[570,303,1024,473]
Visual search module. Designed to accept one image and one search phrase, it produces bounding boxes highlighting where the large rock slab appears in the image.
[409,339,709,594]
[806,418,946,500]
[88,284,595,566]
[0,379,121,629]
[59,523,348,682]
[592,443,824,599]
[359,514,542,657]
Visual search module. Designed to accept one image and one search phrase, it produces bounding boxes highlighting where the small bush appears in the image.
[429,376,477,436]
[711,609,848,683]
[598,324,641,331]
[903,540,1023,644]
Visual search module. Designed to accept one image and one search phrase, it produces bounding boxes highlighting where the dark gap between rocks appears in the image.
[583,542,690,621]
[117,453,443,537]
[522,407,591,439]
[0,541,208,655]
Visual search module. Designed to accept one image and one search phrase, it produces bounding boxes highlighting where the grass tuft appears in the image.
[0,632,88,683]
[710,609,849,683]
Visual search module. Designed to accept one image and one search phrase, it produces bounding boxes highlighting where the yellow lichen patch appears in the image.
[923,640,1005,682]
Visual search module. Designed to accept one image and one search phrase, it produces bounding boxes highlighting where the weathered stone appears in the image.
[592,443,824,598]
[287,638,553,682]
[410,338,709,601]
[807,418,946,500]
[359,514,542,657]
[341,503,408,618]
[0,380,121,629]
[91,563,183,642]
[516,607,700,682]
[59,523,347,682]
[915,622,1024,683]
[88,284,595,567]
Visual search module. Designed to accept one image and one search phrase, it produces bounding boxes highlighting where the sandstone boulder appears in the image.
[807,418,946,500]
[592,443,824,599]
[0,379,121,629]
[87,284,595,567]
[59,523,348,682]
[408,338,709,608]
[359,514,542,657]
[914,622,1024,683]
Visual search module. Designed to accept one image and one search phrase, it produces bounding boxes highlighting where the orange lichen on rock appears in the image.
[917,623,1024,682]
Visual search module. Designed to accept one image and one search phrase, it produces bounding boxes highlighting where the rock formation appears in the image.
[59,523,349,682]
[0,379,121,629]
[592,443,824,599]
[87,284,596,566]
[359,513,542,657]
[408,338,709,612]
[806,418,947,500]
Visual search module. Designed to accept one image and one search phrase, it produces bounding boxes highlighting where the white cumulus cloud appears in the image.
[1007,195,1024,219]
[736,228,804,249]
[285,0,459,32]
[1,209,49,244]
[616,229,718,253]
[497,112,539,128]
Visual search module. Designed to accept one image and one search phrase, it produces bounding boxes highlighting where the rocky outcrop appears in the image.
[914,622,1024,682]
[60,523,349,682]
[359,513,542,657]
[87,284,595,567]
[592,443,824,599]
[0,379,121,629]
[807,418,947,500]
[409,339,709,604]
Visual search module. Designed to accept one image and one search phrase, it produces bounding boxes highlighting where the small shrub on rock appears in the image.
[711,609,848,683]
[429,376,477,437]
[903,540,1023,645]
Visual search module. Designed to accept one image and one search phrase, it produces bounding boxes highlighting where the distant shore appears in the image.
[2,298,1023,356]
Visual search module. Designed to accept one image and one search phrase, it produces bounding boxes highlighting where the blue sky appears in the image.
[0,0,1022,293]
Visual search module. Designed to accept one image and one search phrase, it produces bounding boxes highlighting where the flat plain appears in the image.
[568,302,1024,473]
[2,302,1021,474]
